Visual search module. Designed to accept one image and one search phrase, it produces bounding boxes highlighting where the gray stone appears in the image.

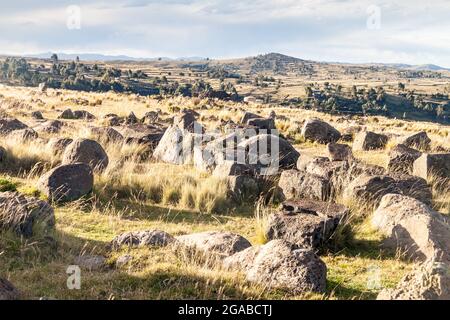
[377,259,450,300]
[266,200,349,249]
[223,240,327,294]
[7,128,38,142]
[301,118,341,144]
[388,144,422,174]
[401,132,431,150]
[89,127,123,143]
[278,170,331,201]
[0,191,54,237]
[226,175,260,201]
[413,153,450,180]
[327,143,353,161]
[62,138,109,171]
[353,131,388,151]
[111,230,175,249]
[0,118,28,135]
[372,194,450,262]
[37,163,94,202]
[246,117,276,131]
[175,231,252,259]
[47,138,73,155]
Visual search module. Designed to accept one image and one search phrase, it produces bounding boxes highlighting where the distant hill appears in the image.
[23,52,208,62]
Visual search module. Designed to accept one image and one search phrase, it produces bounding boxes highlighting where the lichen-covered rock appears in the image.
[223,240,327,294]
[401,132,431,150]
[0,191,54,237]
[266,200,349,249]
[37,163,93,202]
[0,118,28,135]
[327,143,353,161]
[175,231,252,259]
[62,138,109,171]
[388,144,422,174]
[353,131,388,151]
[278,170,331,201]
[111,230,174,249]
[47,137,73,155]
[301,118,341,144]
[372,194,450,262]
[377,259,450,300]
[413,153,450,180]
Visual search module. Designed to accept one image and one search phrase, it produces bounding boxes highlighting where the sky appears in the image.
[1,0,450,67]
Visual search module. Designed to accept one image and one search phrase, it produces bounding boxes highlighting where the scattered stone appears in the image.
[413,153,450,180]
[212,160,256,178]
[62,138,109,171]
[0,278,21,300]
[31,111,44,120]
[47,137,73,155]
[173,109,200,132]
[301,118,341,144]
[58,109,75,119]
[175,231,252,259]
[327,143,353,161]
[89,127,123,143]
[372,194,450,262]
[125,112,139,125]
[353,131,388,151]
[278,170,331,201]
[223,240,327,294]
[37,163,94,202]
[240,112,260,124]
[73,110,96,120]
[401,132,431,150]
[7,128,38,142]
[297,155,329,171]
[111,230,175,249]
[266,200,349,249]
[116,124,165,148]
[0,191,55,237]
[238,134,300,171]
[246,117,276,131]
[74,255,107,271]
[33,120,63,134]
[0,118,28,135]
[226,175,260,201]
[388,144,422,174]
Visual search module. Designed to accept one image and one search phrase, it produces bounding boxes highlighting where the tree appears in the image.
[51,53,58,64]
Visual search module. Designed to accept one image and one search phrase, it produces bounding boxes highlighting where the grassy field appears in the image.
[0,82,448,300]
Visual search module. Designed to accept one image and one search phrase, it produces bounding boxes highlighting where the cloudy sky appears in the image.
[1,0,449,67]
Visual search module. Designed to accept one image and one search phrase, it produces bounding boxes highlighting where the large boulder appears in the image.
[388,144,422,174]
[301,118,341,144]
[173,109,200,132]
[223,240,327,294]
[413,153,450,180]
[377,259,450,300]
[0,118,28,135]
[116,124,165,148]
[33,120,63,134]
[153,125,201,165]
[238,134,300,172]
[240,112,261,124]
[213,160,256,178]
[353,131,388,151]
[266,200,349,249]
[0,278,20,300]
[401,132,431,150]
[226,175,260,201]
[37,163,94,202]
[111,230,174,249]
[58,109,95,120]
[175,231,252,259]
[278,170,331,201]
[372,194,450,262]
[62,138,109,171]
[0,191,54,237]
